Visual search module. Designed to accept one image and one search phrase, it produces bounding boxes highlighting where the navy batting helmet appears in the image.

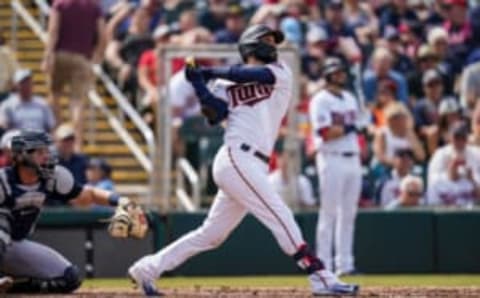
[322,57,346,78]
[11,130,57,179]
[238,24,284,63]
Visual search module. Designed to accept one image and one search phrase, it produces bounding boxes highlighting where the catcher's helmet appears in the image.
[238,24,284,63]
[322,57,346,78]
[11,130,57,179]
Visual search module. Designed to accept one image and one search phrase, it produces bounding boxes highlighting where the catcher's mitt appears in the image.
[108,197,148,239]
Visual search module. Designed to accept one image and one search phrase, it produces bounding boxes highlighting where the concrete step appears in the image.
[112,171,148,182]
[83,144,148,155]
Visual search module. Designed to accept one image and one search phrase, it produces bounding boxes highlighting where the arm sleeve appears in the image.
[427,150,449,187]
[52,166,84,202]
[205,65,275,85]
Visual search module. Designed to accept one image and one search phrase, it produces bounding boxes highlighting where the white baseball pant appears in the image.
[315,154,361,273]
[143,145,305,276]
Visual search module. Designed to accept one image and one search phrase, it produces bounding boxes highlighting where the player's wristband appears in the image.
[108,193,121,207]
[344,124,357,134]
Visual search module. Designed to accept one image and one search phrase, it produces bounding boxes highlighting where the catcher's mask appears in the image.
[238,24,284,64]
[11,130,57,180]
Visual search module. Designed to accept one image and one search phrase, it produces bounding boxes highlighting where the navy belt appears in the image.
[240,143,270,164]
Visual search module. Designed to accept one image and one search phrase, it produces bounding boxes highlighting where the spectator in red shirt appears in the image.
[137,25,172,110]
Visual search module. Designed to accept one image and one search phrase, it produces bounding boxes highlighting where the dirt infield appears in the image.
[10,286,480,297]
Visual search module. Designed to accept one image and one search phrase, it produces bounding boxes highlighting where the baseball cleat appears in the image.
[128,265,162,296]
[0,276,13,293]
[309,269,359,296]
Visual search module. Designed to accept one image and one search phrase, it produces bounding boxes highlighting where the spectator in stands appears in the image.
[469,102,480,146]
[268,148,316,210]
[385,175,424,210]
[413,69,449,156]
[460,56,480,114]
[343,0,378,47]
[198,0,229,33]
[372,103,425,178]
[371,77,398,128]
[0,29,18,102]
[0,129,20,167]
[214,2,247,43]
[363,47,409,103]
[428,122,480,206]
[0,69,55,133]
[86,158,115,191]
[427,27,455,94]
[442,0,472,57]
[43,0,106,151]
[379,0,419,35]
[162,0,195,25]
[375,148,415,207]
[382,28,414,75]
[436,98,464,150]
[302,26,329,95]
[137,25,172,118]
[407,44,439,99]
[54,123,89,184]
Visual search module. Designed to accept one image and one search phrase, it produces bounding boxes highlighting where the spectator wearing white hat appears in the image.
[301,25,329,95]
[436,97,464,150]
[427,26,455,94]
[0,69,55,134]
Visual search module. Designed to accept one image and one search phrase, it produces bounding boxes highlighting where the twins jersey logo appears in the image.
[227,83,274,107]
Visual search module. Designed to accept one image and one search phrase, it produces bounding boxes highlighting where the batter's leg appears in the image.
[223,148,305,256]
[130,190,247,279]
[1,240,81,293]
[316,157,342,272]
[335,163,362,274]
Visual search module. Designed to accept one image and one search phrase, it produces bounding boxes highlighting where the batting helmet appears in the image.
[11,130,57,179]
[238,24,284,63]
[322,57,346,78]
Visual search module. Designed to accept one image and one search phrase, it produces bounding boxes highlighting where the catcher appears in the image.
[0,130,148,294]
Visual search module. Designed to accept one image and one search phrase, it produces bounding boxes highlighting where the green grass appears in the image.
[82,275,480,289]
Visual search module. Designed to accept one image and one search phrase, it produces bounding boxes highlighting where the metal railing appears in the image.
[175,158,200,212]
[10,0,156,204]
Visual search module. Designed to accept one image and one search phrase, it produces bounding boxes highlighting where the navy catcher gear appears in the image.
[238,24,284,63]
[11,130,57,180]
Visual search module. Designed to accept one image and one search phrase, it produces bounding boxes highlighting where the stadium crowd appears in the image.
[3,0,480,210]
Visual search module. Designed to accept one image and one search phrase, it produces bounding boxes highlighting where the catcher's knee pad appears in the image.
[58,265,82,293]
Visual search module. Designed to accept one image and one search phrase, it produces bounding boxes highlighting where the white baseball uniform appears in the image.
[309,88,362,274]
[133,61,311,277]
[427,144,480,206]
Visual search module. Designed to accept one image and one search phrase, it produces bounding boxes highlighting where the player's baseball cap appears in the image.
[422,69,442,85]
[55,123,76,140]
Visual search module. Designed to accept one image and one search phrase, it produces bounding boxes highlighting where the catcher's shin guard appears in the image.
[8,265,82,293]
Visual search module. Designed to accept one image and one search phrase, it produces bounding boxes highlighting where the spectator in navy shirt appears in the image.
[54,123,89,185]
[214,2,246,43]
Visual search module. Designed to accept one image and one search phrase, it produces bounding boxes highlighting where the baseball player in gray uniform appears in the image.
[0,130,138,294]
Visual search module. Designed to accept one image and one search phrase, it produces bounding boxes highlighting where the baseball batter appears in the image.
[309,57,362,275]
[129,25,358,296]
[0,130,145,294]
